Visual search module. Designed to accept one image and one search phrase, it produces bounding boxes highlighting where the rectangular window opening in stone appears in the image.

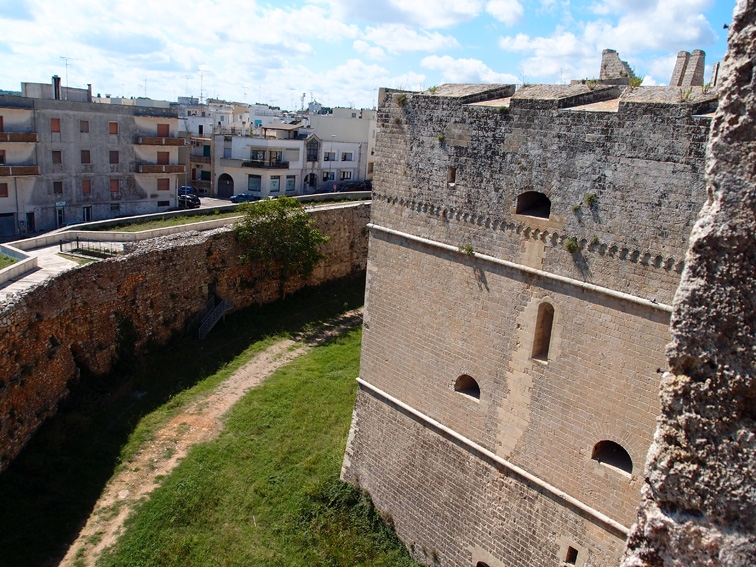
[108,121,119,135]
[51,118,60,133]
[532,302,555,361]
[81,179,91,195]
[447,167,457,184]
[80,120,89,133]
[109,179,119,193]
[81,150,90,164]
[565,546,578,565]
[53,181,63,194]
[109,151,119,164]
[52,150,62,164]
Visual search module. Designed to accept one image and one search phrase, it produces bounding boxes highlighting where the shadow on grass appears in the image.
[0,274,366,567]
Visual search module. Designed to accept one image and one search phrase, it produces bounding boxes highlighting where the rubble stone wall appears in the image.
[0,203,369,470]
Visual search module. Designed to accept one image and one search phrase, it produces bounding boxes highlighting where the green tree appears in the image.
[234,197,330,298]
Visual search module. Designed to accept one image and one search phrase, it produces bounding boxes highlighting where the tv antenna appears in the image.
[59,56,78,100]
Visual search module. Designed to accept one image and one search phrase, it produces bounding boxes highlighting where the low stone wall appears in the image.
[0,202,370,471]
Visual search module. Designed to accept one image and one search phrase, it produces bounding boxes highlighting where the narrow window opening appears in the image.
[0,150,5,165]
[476,563,491,567]
[565,546,578,565]
[81,150,90,164]
[109,179,120,193]
[80,120,89,133]
[0,183,8,198]
[447,167,457,184]
[516,191,551,219]
[592,440,633,474]
[52,150,62,164]
[532,302,555,361]
[108,121,119,135]
[454,374,480,400]
[53,181,63,194]
[109,150,119,164]
[50,118,61,133]
[81,179,91,195]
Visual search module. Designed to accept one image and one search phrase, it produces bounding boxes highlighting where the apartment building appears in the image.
[0,77,184,236]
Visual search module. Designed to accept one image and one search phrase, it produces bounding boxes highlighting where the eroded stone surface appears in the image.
[622,2,756,565]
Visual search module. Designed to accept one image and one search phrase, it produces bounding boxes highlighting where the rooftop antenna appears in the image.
[301,92,306,112]
[138,78,147,98]
[184,75,191,96]
[59,56,78,100]
[200,70,204,105]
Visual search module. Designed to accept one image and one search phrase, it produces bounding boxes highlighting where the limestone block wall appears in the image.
[342,82,718,566]
[0,203,369,470]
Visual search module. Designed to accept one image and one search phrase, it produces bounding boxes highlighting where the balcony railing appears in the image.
[241,159,289,169]
[0,132,38,143]
[190,155,211,164]
[134,136,186,146]
[0,165,40,176]
[136,164,186,174]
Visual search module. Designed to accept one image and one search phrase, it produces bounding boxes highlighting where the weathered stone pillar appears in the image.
[622,2,756,565]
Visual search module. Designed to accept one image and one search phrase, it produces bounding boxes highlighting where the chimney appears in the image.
[87,84,92,102]
[52,75,61,100]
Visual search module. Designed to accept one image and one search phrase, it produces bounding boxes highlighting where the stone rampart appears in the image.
[0,203,369,470]
[342,81,718,566]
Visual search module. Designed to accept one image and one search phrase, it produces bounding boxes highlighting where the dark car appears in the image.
[230,192,261,203]
[337,180,368,192]
[178,185,198,196]
[178,194,200,209]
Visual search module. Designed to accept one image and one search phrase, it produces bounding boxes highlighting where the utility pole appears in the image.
[59,56,78,100]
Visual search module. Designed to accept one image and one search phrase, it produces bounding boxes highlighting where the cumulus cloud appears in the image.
[421,55,518,84]
[313,0,485,28]
[353,40,387,60]
[499,30,599,80]
[485,0,524,26]
[362,25,459,54]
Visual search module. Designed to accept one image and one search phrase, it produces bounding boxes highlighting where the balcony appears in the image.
[241,159,289,170]
[0,132,38,143]
[134,136,186,146]
[191,155,211,164]
[136,164,186,174]
[0,165,40,176]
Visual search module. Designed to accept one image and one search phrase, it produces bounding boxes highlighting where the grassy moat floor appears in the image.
[0,275,419,567]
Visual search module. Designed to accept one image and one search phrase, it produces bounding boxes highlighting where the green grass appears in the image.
[98,328,418,567]
[0,275,370,567]
[104,211,241,232]
[0,253,17,270]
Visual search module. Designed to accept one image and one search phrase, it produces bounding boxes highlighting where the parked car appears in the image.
[230,193,261,203]
[178,194,200,209]
[337,180,369,192]
[178,185,198,196]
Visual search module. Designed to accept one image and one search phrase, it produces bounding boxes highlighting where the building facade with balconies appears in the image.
[0,77,185,236]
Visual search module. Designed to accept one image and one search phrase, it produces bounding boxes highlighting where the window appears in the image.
[340,170,352,180]
[0,183,7,198]
[200,170,211,181]
[53,181,63,194]
[80,120,89,133]
[81,179,92,194]
[52,150,62,164]
[454,374,480,400]
[157,178,170,191]
[341,152,353,161]
[516,191,551,219]
[0,150,5,165]
[285,175,296,192]
[157,123,170,137]
[110,179,120,193]
[285,149,300,162]
[324,151,336,161]
[270,175,280,192]
[250,149,265,161]
[51,118,61,133]
[323,171,335,181]
[83,206,91,222]
[367,162,374,174]
[565,547,579,565]
[157,151,169,165]
[447,167,457,184]
[269,151,282,166]
[306,139,319,162]
[109,151,119,164]
[108,121,119,135]
[81,150,90,164]
[110,203,120,212]
[248,174,262,192]
[532,302,555,361]
[0,116,4,132]
[157,200,169,207]
[592,441,633,474]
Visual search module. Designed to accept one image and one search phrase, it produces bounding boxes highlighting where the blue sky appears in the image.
[0,0,734,109]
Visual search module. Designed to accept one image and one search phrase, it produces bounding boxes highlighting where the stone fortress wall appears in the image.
[341,76,718,566]
[0,203,370,471]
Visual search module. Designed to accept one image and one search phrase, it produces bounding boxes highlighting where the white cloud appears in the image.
[485,0,524,26]
[362,25,459,54]
[421,55,519,84]
[353,40,387,60]
[312,0,485,28]
[499,30,599,80]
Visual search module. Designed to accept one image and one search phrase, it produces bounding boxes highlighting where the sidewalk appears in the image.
[0,244,80,301]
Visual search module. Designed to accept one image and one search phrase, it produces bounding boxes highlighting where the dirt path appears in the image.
[58,309,363,567]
